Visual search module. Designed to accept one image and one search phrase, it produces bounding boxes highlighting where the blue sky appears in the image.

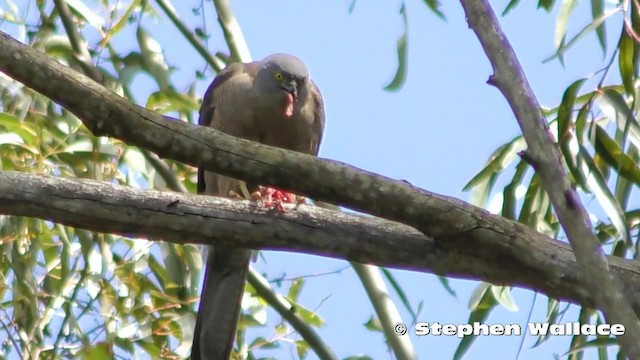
[3,0,628,359]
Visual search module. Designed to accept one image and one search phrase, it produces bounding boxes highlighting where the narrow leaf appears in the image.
[593,124,640,185]
[555,0,578,50]
[577,145,631,245]
[381,268,418,322]
[421,0,445,20]
[591,0,606,52]
[544,8,620,63]
[538,0,557,11]
[384,3,408,91]
[502,0,522,16]
[599,89,640,150]
[455,284,496,360]
[618,31,635,96]
[557,78,587,141]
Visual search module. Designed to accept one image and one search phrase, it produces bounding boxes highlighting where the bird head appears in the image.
[256,54,309,118]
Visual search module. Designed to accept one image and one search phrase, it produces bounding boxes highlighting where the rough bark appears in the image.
[2,171,640,315]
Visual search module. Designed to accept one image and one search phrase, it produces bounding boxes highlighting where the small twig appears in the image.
[247,270,338,360]
[269,265,351,283]
[314,201,417,360]
[0,310,22,359]
[52,0,103,83]
[153,0,224,72]
[51,255,85,356]
[141,150,189,193]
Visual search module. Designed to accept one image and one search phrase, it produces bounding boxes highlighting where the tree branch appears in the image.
[212,0,251,62]
[3,171,640,315]
[459,1,640,356]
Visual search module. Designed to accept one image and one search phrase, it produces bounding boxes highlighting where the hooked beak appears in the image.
[281,80,298,100]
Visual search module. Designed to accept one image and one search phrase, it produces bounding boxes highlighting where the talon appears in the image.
[250,190,263,201]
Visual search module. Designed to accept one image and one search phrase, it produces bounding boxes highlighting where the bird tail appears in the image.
[192,247,252,360]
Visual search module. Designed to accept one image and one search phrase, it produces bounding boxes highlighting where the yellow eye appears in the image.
[274,72,283,80]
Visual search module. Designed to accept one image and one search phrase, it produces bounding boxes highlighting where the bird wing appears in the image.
[192,62,255,360]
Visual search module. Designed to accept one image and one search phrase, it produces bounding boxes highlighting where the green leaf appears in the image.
[567,307,593,360]
[490,285,519,311]
[79,342,113,360]
[455,283,496,360]
[464,136,526,191]
[287,278,305,302]
[544,8,620,63]
[108,0,142,39]
[363,316,382,332]
[533,299,562,347]
[502,0,522,16]
[288,302,324,327]
[614,145,637,209]
[576,145,631,245]
[468,283,495,310]
[137,26,171,91]
[575,100,591,143]
[598,88,640,150]
[555,0,578,50]
[560,131,589,191]
[145,90,199,113]
[558,78,587,141]
[295,339,310,359]
[518,174,542,227]
[618,30,635,96]
[591,0,606,52]
[421,0,445,20]
[437,275,457,297]
[348,0,357,14]
[593,124,640,185]
[384,3,408,91]
[538,0,557,11]
[381,268,418,322]
[464,135,526,207]
[566,336,617,356]
[0,112,38,143]
[65,0,105,29]
[502,160,528,220]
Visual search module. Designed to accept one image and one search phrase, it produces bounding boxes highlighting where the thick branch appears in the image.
[2,30,640,322]
[460,1,640,356]
[3,171,640,315]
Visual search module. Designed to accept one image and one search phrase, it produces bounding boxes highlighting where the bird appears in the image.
[192,53,325,360]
